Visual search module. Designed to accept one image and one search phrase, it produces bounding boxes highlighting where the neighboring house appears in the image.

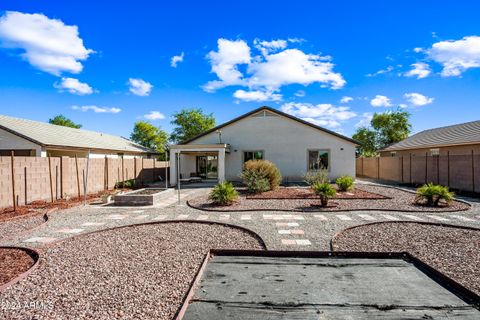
[0,115,155,158]
[170,106,358,184]
[380,120,480,157]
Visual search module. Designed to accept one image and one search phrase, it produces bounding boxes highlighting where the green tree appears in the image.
[352,108,411,157]
[170,108,216,143]
[48,115,82,128]
[130,121,168,159]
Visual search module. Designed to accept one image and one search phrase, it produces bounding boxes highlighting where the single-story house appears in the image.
[380,120,480,157]
[0,114,155,158]
[170,106,358,184]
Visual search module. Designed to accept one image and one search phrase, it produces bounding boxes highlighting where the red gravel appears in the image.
[246,186,388,199]
[189,184,470,212]
[0,248,36,286]
[332,222,480,295]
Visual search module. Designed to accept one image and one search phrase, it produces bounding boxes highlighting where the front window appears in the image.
[308,150,329,170]
[244,151,263,162]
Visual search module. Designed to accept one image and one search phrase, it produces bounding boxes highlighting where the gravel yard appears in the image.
[246,186,388,199]
[332,222,480,295]
[0,222,264,319]
[0,214,46,241]
[189,184,470,212]
[0,248,36,286]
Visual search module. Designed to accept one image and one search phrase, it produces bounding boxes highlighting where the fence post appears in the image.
[425,152,428,183]
[362,157,364,176]
[472,150,475,193]
[409,153,412,184]
[121,156,125,188]
[48,156,54,202]
[447,151,450,187]
[437,155,440,185]
[10,151,16,211]
[75,154,81,198]
[60,156,64,198]
[377,157,380,179]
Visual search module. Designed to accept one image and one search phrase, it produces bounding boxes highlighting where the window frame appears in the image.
[306,149,330,171]
[430,148,440,156]
[243,150,265,163]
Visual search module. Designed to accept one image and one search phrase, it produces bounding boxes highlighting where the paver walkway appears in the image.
[1,182,480,251]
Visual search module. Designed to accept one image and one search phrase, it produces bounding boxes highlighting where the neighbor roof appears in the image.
[382,120,480,152]
[0,114,153,153]
[181,106,359,145]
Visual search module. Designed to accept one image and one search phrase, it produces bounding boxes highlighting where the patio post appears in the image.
[177,151,181,204]
[218,148,226,183]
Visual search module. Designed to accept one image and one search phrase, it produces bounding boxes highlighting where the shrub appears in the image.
[415,183,454,207]
[303,168,329,186]
[241,160,281,193]
[312,182,336,207]
[115,179,135,189]
[209,181,238,206]
[336,176,354,191]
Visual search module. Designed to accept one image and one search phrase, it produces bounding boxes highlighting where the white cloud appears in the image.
[404,92,434,106]
[144,111,165,120]
[340,96,353,103]
[203,38,345,97]
[413,47,423,53]
[294,90,306,97]
[404,62,431,79]
[170,52,184,67]
[0,11,93,75]
[280,102,356,129]
[203,38,251,92]
[366,65,394,77]
[355,112,373,128]
[54,77,94,95]
[72,105,121,113]
[233,89,282,102]
[254,38,287,56]
[370,95,392,107]
[427,36,480,76]
[128,78,153,96]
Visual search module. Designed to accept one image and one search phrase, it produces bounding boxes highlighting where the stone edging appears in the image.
[0,246,40,292]
[329,220,480,251]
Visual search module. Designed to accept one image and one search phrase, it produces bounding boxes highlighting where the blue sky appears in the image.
[0,1,479,139]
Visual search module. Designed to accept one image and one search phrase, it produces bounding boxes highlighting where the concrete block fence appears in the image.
[0,156,169,209]
[356,154,480,193]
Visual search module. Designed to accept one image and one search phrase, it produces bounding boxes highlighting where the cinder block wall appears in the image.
[0,156,169,209]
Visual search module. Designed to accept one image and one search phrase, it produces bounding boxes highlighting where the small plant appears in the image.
[241,160,282,193]
[336,176,354,191]
[312,182,336,207]
[415,183,454,207]
[115,179,135,189]
[209,181,238,206]
[303,168,329,186]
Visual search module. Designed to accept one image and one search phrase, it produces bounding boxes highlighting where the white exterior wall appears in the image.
[0,128,42,156]
[191,113,356,181]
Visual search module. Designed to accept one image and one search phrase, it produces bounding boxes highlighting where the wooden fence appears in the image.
[356,153,480,193]
[0,156,169,209]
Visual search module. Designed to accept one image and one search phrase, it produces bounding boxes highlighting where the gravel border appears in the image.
[331,222,480,296]
[188,184,470,213]
[0,222,265,319]
[0,214,48,242]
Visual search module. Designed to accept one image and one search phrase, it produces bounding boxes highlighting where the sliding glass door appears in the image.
[196,155,218,179]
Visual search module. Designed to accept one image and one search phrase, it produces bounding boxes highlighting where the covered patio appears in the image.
[169,144,230,186]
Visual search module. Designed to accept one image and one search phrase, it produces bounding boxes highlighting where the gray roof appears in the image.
[382,120,480,151]
[0,114,153,154]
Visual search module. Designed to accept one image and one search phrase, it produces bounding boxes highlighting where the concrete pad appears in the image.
[336,214,352,221]
[313,214,328,220]
[403,214,424,221]
[182,255,479,319]
[56,228,84,234]
[451,215,475,222]
[382,214,399,220]
[358,214,375,220]
[176,214,189,219]
[240,215,252,220]
[295,239,311,245]
[427,215,450,222]
[81,222,106,227]
[197,215,209,220]
[219,214,230,220]
[133,214,149,220]
[24,236,57,243]
[153,215,167,220]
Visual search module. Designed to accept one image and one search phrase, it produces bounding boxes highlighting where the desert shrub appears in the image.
[115,179,135,189]
[312,182,336,207]
[415,183,454,207]
[303,168,329,186]
[336,176,354,191]
[241,160,281,192]
[209,181,238,206]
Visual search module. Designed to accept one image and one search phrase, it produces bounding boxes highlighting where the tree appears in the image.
[352,108,411,157]
[170,108,216,143]
[130,121,168,159]
[49,115,82,128]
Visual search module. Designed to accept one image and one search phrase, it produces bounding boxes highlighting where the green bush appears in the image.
[336,176,354,191]
[312,182,336,207]
[303,169,329,186]
[241,160,281,193]
[209,181,238,206]
[415,183,454,207]
[115,179,135,189]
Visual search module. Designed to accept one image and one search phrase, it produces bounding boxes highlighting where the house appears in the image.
[0,114,155,158]
[380,120,480,157]
[169,106,358,184]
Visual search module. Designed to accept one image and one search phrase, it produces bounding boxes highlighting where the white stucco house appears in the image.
[0,114,155,158]
[170,106,358,184]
